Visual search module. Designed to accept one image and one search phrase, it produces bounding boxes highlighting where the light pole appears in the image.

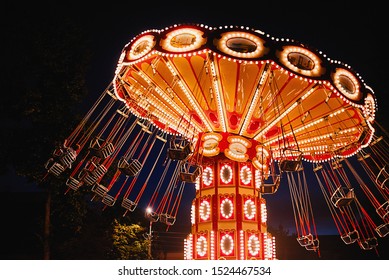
[144,207,153,259]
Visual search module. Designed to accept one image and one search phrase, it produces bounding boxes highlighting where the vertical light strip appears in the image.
[209,58,227,132]
[187,234,193,260]
[263,232,269,260]
[184,239,188,260]
[210,230,215,260]
[239,230,245,260]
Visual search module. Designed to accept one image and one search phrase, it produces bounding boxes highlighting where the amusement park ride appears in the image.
[44,23,389,259]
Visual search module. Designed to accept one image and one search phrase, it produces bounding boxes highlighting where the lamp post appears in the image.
[144,207,153,259]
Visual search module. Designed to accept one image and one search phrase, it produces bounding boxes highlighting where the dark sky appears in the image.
[2,0,388,256]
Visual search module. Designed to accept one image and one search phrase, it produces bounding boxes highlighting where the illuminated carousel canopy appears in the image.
[113,23,377,163]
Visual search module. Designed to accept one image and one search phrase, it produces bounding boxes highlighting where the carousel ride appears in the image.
[44,23,389,259]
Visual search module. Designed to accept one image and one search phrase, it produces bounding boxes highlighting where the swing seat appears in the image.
[91,183,108,198]
[341,230,359,244]
[121,198,137,212]
[89,138,115,159]
[52,147,65,158]
[46,160,66,177]
[145,210,160,222]
[159,213,176,225]
[179,165,201,183]
[66,176,83,191]
[375,223,389,238]
[82,172,97,186]
[359,237,378,250]
[376,165,388,190]
[99,142,115,159]
[82,164,107,186]
[59,149,77,169]
[376,201,389,219]
[305,238,319,251]
[279,150,303,172]
[331,187,355,208]
[259,176,280,194]
[93,164,107,178]
[297,233,313,247]
[102,194,116,207]
[118,158,142,177]
[44,157,54,170]
[168,140,193,161]
[279,159,302,172]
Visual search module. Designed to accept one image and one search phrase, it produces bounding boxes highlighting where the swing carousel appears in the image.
[44,23,389,259]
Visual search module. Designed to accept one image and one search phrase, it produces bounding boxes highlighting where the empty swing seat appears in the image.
[375,223,389,238]
[91,183,109,198]
[341,230,359,244]
[82,164,107,186]
[331,187,355,208]
[89,138,115,159]
[102,194,116,207]
[259,176,280,194]
[118,158,142,177]
[359,237,378,250]
[66,176,83,191]
[305,238,319,251]
[297,234,314,247]
[159,213,176,225]
[82,172,98,186]
[100,143,115,159]
[279,151,303,172]
[376,165,388,189]
[59,149,77,169]
[121,198,137,212]
[145,211,160,222]
[46,159,65,177]
[179,164,201,183]
[376,201,389,219]
[280,160,302,172]
[167,139,193,161]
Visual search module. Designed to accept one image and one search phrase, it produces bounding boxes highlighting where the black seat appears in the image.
[279,149,303,172]
[121,198,137,212]
[331,187,355,208]
[259,176,280,194]
[118,158,142,177]
[179,162,202,183]
[167,137,193,161]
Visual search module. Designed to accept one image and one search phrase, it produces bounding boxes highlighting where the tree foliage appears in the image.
[110,219,149,260]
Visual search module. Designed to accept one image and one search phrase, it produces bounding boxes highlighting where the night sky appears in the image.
[2,1,388,260]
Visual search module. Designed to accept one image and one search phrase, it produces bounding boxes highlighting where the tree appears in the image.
[110,219,149,260]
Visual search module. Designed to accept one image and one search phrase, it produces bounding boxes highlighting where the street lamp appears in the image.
[144,207,153,259]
